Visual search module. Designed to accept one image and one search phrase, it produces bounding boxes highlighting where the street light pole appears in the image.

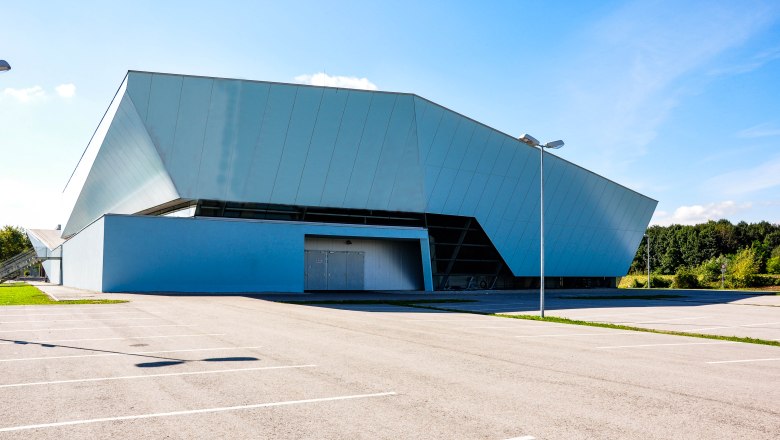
[519,134,564,318]
[645,233,650,289]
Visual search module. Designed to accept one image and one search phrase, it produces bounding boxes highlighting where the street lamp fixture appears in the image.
[0,60,10,72]
[519,133,564,318]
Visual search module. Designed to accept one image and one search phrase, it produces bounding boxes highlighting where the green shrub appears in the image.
[631,278,645,288]
[697,257,723,283]
[650,275,672,288]
[673,268,699,289]
[767,256,780,275]
[730,248,761,287]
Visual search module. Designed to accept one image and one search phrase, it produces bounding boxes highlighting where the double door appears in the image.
[304,250,365,290]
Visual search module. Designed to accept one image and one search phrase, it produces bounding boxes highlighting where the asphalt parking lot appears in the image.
[0,288,778,439]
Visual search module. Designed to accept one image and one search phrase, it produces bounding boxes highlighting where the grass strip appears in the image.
[401,303,780,348]
[0,283,127,306]
[558,294,684,300]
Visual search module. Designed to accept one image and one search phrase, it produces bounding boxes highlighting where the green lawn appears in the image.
[0,283,127,305]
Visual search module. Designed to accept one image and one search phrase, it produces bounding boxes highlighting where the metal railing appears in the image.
[0,249,40,281]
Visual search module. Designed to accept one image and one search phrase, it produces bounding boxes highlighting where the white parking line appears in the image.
[707,357,780,364]
[0,346,264,362]
[691,321,780,331]
[515,332,638,338]
[0,324,193,333]
[0,391,396,432]
[0,306,132,312]
[0,317,158,324]
[565,311,651,320]
[621,316,711,324]
[505,436,536,440]
[0,311,148,318]
[597,341,737,349]
[0,364,317,389]
[0,333,226,345]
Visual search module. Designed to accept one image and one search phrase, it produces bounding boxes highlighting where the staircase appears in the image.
[0,250,40,282]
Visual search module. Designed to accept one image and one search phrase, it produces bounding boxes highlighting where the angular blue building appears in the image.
[34,71,656,293]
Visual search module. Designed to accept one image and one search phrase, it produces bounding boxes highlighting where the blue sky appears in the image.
[2,0,780,229]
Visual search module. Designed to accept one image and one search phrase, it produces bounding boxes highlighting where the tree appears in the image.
[729,247,761,288]
[0,226,33,261]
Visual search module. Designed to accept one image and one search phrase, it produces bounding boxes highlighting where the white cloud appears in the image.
[294,72,377,90]
[2,86,46,103]
[705,155,780,195]
[55,83,76,98]
[651,201,752,226]
[736,123,780,138]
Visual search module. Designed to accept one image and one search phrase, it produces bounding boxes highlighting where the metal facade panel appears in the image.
[270,86,324,204]
[241,83,298,201]
[320,91,372,207]
[63,94,179,236]
[427,167,458,213]
[457,172,489,217]
[386,109,426,212]
[425,111,460,167]
[366,95,416,209]
[442,169,474,214]
[343,93,397,208]
[295,88,350,206]
[168,76,213,197]
[125,72,152,121]
[145,74,183,162]
[224,81,271,201]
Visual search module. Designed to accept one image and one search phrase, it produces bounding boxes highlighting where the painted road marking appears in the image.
[597,341,737,349]
[505,436,536,440]
[621,316,711,324]
[564,311,652,320]
[0,324,193,333]
[0,333,226,346]
[0,311,148,318]
[0,364,317,389]
[0,317,158,324]
[0,391,397,432]
[0,346,264,362]
[515,332,638,338]
[707,357,780,364]
[691,322,780,331]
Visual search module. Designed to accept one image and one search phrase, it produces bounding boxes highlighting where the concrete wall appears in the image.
[62,218,104,291]
[42,247,62,284]
[305,237,424,290]
[96,214,432,293]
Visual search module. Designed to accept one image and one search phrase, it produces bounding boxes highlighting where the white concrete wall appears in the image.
[42,246,62,284]
[62,218,104,291]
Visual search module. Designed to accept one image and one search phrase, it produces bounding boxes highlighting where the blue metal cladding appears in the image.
[67,71,657,277]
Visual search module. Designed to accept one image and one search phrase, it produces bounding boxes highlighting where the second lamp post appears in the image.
[519,134,564,318]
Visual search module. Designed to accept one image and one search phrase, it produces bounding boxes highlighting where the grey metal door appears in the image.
[346,251,365,290]
[327,251,348,290]
[304,250,327,290]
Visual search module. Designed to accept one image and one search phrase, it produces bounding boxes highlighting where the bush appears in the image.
[630,278,645,288]
[649,275,672,288]
[767,256,780,275]
[730,248,761,287]
[697,257,723,283]
[673,268,699,289]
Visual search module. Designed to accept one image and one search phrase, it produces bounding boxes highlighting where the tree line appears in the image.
[630,220,780,288]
